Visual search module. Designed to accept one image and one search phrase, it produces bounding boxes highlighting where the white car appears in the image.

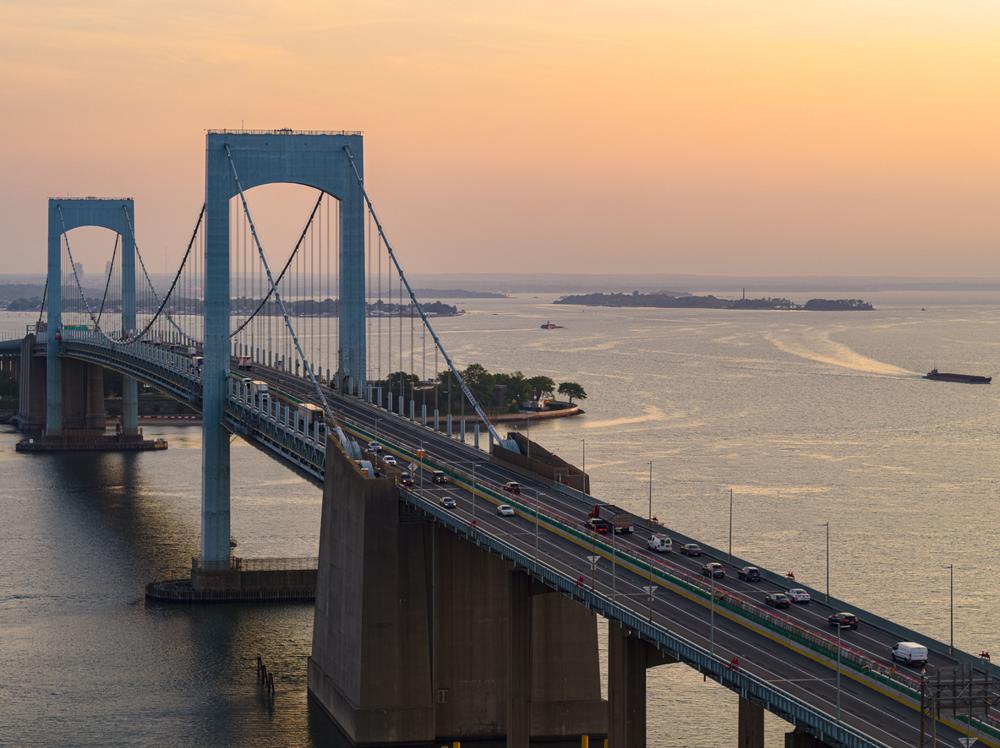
[496,504,515,517]
[787,588,811,604]
[382,455,397,466]
[648,533,672,553]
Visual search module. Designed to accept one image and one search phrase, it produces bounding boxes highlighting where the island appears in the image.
[553,291,874,311]
[372,364,587,422]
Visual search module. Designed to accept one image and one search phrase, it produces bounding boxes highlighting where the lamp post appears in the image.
[728,488,734,561]
[581,438,586,492]
[821,521,830,603]
[836,620,842,722]
[710,571,716,656]
[534,488,541,573]
[648,461,654,620]
[947,563,954,655]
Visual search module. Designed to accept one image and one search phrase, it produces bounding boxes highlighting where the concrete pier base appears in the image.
[608,622,675,748]
[309,436,606,745]
[738,697,765,748]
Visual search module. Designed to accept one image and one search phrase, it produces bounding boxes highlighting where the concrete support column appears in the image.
[608,623,647,748]
[738,697,764,748]
[507,571,532,748]
[474,423,480,450]
[338,146,366,396]
[85,364,105,431]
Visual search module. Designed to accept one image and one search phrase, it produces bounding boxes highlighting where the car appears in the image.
[648,533,672,552]
[367,441,383,453]
[765,593,791,609]
[786,588,811,604]
[502,481,521,495]
[382,455,397,466]
[828,612,860,630]
[399,472,414,487]
[584,517,611,534]
[738,566,761,582]
[432,471,449,485]
[680,543,702,556]
[440,496,457,509]
[891,642,928,666]
[497,504,515,517]
[702,562,725,579]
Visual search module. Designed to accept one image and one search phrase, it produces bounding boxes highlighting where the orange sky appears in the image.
[3,1,1000,276]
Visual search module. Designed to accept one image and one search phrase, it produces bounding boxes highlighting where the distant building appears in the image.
[64,262,84,285]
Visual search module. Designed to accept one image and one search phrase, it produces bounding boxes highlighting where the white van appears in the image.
[648,533,672,553]
[891,642,928,666]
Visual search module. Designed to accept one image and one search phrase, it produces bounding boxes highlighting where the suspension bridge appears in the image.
[1,129,998,748]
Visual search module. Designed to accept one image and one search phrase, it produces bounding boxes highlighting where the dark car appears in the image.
[765,593,791,609]
[828,612,860,630]
[440,496,457,509]
[738,566,761,582]
[502,481,521,495]
[432,471,449,485]
[680,543,702,556]
[702,562,725,579]
[399,472,414,487]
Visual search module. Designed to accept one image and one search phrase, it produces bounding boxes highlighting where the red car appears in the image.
[584,517,610,534]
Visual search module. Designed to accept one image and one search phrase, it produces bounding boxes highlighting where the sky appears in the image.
[2,0,1000,277]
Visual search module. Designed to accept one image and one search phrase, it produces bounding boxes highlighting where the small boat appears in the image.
[924,369,992,384]
[540,321,564,330]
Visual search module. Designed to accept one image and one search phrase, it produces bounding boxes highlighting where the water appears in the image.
[2,293,999,746]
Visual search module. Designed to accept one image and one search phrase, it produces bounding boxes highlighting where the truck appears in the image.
[237,356,253,371]
[296,403,326,438]
[249,380,269,409]
[588,504,634,534]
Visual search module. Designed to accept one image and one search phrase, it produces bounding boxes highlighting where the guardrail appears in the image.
[401,485,889,748]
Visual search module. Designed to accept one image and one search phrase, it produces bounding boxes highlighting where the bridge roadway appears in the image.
[257,364,996,748]
[35,335,1000,747]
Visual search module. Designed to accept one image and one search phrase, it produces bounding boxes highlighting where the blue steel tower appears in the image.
[201,129,366,567]
[46,197,139,436]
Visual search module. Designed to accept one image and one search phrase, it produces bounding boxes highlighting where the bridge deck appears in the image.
[18,332,1000,748]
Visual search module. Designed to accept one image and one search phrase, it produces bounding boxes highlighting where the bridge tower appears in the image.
[202,129,366,567]
[46,198,138,437]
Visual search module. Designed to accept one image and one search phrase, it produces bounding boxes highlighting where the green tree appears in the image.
[526,375,556,400]
[557,381,587,403]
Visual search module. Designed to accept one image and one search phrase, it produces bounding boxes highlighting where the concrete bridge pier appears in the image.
[309,437,607,745]
[738,697,764,748]
[17,334,45,432]
[608,622,675,748]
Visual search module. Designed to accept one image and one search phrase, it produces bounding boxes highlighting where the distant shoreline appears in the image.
[554,292,875,311]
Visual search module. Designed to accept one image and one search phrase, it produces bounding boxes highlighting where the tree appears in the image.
[526,375,556,400]
[557,381,587,404]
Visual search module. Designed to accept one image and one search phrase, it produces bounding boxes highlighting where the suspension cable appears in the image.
[341,145,505,448]
[96,234,119,325]
[121,205,190,342]
[229,192,323,338]
[36,278,48,327]
[224,145,336,424]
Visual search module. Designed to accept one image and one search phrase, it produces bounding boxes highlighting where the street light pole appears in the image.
[824,522,830,603]
[710,572,716,656]
[534,489,541,573]
[581,438,586,492]
[728,488,734,561]
[948,563,954,655]
[836,621,842,722]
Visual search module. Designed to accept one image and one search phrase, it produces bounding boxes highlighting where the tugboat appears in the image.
[924,368,992,384]
[540,320,564,329]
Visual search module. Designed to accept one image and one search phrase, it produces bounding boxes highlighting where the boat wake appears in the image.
[765,328,916,377]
